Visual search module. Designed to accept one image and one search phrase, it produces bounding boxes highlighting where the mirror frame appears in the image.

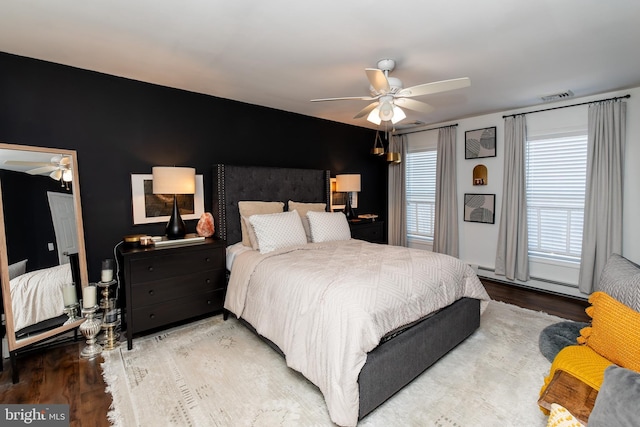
[0,142,88,351]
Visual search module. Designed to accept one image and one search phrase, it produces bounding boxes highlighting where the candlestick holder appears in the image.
[63,302,80,325]
[98,298,120,351]
[97,279,117,310]
[79,305,103,359]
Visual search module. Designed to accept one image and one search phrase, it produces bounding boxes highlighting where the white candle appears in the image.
[82,285,97,308]
[62,284,77,306]
[101,269,113,282]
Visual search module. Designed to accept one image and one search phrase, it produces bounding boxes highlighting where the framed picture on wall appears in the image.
[464,193,495,224]
[465,126,496,159]
[131,174,205,225]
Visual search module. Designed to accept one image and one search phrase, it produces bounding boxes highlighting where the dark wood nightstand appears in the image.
[349,220,386,244]
[117,238,226,350]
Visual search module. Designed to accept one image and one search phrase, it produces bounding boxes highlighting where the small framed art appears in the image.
[131,174,205,225]
[464,193,495,224]
[465,126,496,159]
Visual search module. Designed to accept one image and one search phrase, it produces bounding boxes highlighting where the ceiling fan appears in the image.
[4,155,73,182]
[311,59,471,125]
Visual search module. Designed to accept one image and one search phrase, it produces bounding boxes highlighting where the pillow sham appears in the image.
[307,211,351,243]
[248,210,307,254]
[288,200,327,242]
[597,253,640,312]
[238,201,284,247]
[8,259,28,280]
[588,365,640,427]
[577,291,640,372]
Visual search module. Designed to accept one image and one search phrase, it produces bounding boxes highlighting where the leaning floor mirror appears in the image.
[0,142,88,382]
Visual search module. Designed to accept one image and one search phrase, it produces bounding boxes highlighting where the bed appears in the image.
[213,164,490,426]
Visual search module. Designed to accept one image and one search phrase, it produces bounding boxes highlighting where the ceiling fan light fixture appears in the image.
[391,105,406,124]
[63,169,73,182]
[367,107,382,125]
[379,101,394,121]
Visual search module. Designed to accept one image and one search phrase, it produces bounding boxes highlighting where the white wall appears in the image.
[403,86,640,298]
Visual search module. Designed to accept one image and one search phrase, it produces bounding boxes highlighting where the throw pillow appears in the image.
[238,201,284,247]
[546,403,585,427]
[588,365,640,427]
[288,200,326,242]
[248,210,307,254]
[307,211,351,243]
[539,321,590,363]
[8,259,28,280]
[577,291,640,372]
[597,253,640,312]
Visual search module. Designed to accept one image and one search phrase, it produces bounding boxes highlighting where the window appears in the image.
[526,133,587,263]
[405,148,437,241]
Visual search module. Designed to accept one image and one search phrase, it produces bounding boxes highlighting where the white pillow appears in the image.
[248,210,307,254]
[307,211,351,243]
[288,200,327,242]
[238,201,284,247]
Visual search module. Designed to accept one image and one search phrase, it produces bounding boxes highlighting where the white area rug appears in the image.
[101,300,563,426]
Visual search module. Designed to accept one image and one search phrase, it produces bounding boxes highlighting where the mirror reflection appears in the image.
[0,143,87,354]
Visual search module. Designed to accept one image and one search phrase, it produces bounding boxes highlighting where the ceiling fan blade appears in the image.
[397,77,471,98]
[311,95,377,102]
[353,102,380,119]
[365,68,390,94]
[26,165,58,175]
[3,160,52,167]
[50,169,63,180]
[394,98,436,114]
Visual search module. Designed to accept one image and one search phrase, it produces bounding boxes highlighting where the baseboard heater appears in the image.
[474,265,587,301]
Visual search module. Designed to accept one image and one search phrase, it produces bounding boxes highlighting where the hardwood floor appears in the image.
[0,280,590,426]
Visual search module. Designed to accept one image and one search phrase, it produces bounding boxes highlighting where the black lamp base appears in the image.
[344,196,356,221]
[165,196,186,239]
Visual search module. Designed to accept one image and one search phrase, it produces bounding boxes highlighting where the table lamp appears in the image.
[336,174,361,220]
[152,166,196,239]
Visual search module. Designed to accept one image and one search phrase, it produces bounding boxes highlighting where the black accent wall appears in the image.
[0,52,388,280]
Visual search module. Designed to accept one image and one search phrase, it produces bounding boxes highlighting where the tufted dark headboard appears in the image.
[212,164,331,245]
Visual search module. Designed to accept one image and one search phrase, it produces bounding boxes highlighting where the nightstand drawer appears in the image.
[131,289,225,332]
[130,269,226,307]
[129,249,224,283]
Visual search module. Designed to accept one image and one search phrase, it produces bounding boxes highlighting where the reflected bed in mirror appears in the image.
[0,142,88,382]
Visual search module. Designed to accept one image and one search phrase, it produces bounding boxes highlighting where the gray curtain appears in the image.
[495,115,529,281]
[579,100,626,294]
[433,126,458,256]
[387,134,407,246]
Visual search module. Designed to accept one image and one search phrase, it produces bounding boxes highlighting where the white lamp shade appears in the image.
[152,166,196,194]
[336,174,361,192]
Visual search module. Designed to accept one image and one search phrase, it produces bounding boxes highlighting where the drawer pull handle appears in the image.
[148,266,154,272]
[207,300,212,305]
[206,278,211,284]
[205,257,211,262]
[149,290,155,296]
[150,313,155,319]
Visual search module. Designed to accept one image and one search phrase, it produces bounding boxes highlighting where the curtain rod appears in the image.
[502,94,630,119]
[395,123,458,136]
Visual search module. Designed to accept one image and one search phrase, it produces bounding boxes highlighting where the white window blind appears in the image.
[406,149,437,240]
[526,133,587,262]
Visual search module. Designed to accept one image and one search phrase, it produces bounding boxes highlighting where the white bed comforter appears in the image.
[225,240,490,426]
[10,263,72,332]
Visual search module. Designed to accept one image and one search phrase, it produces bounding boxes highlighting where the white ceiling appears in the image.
[1,0,639,131]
